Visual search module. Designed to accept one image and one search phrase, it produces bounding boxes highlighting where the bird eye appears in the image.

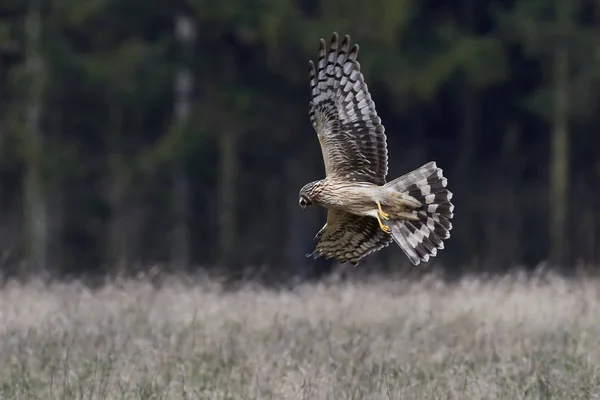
[299,197,309,207]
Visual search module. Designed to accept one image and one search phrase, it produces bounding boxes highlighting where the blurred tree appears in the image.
[170,13,196,269]
[49,0,176,272]
[497,0,600,266]
[550,0,569,267]
[23,0,49,276]
[0,0,599,279]
[85,37,171,270]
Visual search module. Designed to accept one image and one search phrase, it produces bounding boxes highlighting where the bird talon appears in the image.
[376,215,391,234]
[380,222,391,234]
[376,201,390,219]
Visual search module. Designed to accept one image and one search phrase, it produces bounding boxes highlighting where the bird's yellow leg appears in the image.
[376,201,389,219]
[375,201,391,234]
[376,213,391,234]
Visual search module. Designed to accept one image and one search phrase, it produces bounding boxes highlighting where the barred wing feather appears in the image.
[308,32,388,186]
[306,209,393,265]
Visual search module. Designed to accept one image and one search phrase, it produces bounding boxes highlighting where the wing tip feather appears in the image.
[330,32,339,46]
[318,38,327,53]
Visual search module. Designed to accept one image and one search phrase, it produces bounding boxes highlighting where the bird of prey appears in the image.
[299,32,455,266]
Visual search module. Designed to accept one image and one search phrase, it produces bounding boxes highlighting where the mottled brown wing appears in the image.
[307,209,393,265]
[308,32,388,186]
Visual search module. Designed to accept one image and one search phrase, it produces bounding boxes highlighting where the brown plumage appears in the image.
[300,32,455,266]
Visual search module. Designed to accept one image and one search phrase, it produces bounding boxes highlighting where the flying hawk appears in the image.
[299,32,455,266]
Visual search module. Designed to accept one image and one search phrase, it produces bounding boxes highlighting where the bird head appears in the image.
[298,181,321,211]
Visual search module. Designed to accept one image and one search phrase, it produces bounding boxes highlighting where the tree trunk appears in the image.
[24,0,48,277]
[107,156,129,273]
[47,94,64,275]
[549,13,570,266]
[218,128,238,270]
[285,156,312,279]
[456,0,477,176]
[458,84,477,175]
[106,103,131,274]
[497,121,520,267]
[171,14,196,269]
[171,164,190,268]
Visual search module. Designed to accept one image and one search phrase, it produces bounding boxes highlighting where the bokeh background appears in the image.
[1,0,599,282]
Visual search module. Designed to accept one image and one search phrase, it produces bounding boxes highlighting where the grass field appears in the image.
[0,272,599,399]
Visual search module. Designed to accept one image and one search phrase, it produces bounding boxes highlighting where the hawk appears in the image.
[299,32,455,266]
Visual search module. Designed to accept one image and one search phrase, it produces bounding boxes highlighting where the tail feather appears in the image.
[384,161,454,265]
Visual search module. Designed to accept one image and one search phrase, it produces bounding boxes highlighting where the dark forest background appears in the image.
[0,0,599,282]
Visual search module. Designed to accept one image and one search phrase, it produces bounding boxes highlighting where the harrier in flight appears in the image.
[300,32,454,266]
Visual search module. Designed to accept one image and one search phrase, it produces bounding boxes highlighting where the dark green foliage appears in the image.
[0,0,598,279]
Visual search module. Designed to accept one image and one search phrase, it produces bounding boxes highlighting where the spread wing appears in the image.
[307,209,393,265]
[308,32,388,186]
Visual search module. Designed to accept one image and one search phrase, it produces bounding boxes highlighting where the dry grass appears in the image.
[0,272,599,399]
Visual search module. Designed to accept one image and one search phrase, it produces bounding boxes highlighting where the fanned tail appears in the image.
[384,161,454,265]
